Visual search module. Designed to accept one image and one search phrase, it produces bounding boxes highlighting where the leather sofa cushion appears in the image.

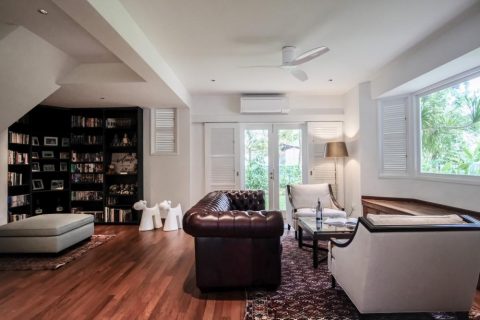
[0,214,94,237]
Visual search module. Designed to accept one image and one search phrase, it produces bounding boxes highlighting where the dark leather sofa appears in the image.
[183,190,284,291]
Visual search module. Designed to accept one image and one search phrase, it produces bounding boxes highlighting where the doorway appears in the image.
[241,124,306,210]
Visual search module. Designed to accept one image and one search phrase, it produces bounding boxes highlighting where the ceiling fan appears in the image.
[244,46,329,82]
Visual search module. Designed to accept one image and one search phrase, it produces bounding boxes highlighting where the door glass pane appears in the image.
[244,129,269,209]
[278,129,302,210]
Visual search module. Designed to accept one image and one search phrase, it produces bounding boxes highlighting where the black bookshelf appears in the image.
[6,106,144,225]
[30,107,71,215]
[7,114,32,222]
[102,108,143,224]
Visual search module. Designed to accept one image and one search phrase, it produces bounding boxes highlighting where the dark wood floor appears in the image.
[0,226,478,320]
[0,226,245,320]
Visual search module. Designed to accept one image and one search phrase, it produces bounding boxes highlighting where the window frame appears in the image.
[150,108,179,156]
[413,67,480,185]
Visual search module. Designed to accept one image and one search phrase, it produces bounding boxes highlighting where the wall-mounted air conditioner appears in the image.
[240,94,289,114]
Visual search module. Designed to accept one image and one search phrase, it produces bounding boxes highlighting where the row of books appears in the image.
[8,150,29,165]
[8,194,30,208]
[71,152,103,163]
[71,163,104,173]
[8,131,30,144]
[106,196,137,206]
[101,207,133,223]
[105,118,133,129]
[8,172,24,186]
[71,173,104,184]
[10,213,29,222]
[71,191,103,201]
[71,134,103,145]
[71,116,103,128]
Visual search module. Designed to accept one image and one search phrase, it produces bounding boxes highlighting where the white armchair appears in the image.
[328,214,480,318]
[286,183,347,236]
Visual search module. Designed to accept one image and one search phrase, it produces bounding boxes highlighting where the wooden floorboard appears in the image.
[0,226,478,319]
[0,226,245,320]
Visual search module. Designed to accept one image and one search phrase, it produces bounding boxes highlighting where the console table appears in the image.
[362,196,480,220]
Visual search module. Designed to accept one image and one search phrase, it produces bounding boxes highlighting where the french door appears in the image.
[240,124,306,210]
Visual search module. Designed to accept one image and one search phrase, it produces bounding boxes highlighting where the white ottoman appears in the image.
[0,214,94,253]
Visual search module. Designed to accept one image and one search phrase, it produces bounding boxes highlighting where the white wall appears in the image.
[371,2,480,98]
[190,123,205,205]
[358,83,480,212]
[143,107,190,215]
[189,93,346,206]
[0,130,8,225]
[343,86,362,216]
[0,25,77,132]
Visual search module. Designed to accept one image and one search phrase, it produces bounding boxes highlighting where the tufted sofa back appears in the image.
[225,190,265,211]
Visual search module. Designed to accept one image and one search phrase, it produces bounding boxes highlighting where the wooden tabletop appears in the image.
[362,196,480,219]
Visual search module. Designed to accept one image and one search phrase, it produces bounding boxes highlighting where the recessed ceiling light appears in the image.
[38,9,48,15]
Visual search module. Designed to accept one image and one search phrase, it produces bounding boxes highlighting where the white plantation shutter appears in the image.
[151,108,177,154]
[379,98,408,176]
[307,122,344,204]
[205,123,240,192]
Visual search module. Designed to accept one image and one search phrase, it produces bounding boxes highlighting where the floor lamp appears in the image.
[324,142,349,200]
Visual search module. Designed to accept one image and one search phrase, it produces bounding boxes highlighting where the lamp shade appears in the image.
[324,142,348,158]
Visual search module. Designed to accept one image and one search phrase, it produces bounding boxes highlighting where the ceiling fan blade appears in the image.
[291,46,329,66]
[289,68,308,81]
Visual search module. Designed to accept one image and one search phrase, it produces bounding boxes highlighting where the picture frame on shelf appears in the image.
[31,152,39,159]
[32,179,44,190]
[50,180,64,190]
[32,162,40,172]
[44,136,58,146]
[42,151,54,158]
[61,137,70,147]
[43,164,55,172]
[60,162,68,172]
[32,136,40,146]
[59,152,69,159]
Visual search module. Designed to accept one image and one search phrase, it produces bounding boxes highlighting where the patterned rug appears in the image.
[0,234,115,271]
[245,232,479,320]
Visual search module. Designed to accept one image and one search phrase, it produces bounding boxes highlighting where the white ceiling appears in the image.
[0,0,118,63]
[0,0,478,108]
[120,0,478,95]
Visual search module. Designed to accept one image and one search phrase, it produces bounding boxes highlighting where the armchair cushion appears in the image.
[296,208,347,219]
[289,183,335,209]
[367,214,465,225]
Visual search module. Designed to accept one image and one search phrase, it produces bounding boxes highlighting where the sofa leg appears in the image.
[287,224,291,230]
[454,312,469,320]
[331,275,336,289]
[294,231,297,240]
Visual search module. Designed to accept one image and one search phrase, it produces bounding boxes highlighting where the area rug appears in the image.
[245,232,479,320]
[0,234,115,271]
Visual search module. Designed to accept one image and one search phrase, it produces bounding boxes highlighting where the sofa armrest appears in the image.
[183,210,284,238]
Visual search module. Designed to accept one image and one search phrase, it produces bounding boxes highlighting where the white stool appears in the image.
[138,204,162,231]
[164,204,183,231]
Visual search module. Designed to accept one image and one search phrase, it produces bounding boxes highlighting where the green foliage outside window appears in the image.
[420,75,480,176]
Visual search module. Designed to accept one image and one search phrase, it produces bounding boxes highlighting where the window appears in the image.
[151,108,177,155]
[418,73,480,177]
